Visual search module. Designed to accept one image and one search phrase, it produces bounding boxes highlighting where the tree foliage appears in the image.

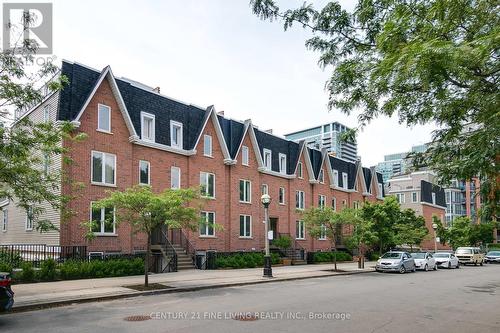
[250,0,500,220]
[86,186,201,286]
[0,11,80,231]
[393,209,429,250]
[436,215,497,249]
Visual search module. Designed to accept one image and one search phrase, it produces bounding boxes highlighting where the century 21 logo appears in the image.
[2,3,53,54]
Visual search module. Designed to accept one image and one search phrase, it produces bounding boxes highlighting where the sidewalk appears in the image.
[9,261,375,312]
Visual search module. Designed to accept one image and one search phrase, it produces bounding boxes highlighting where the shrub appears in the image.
[0,251,23,269]
[20,262,36,282]
[215,252,281,269]
[0,262,12,273]
[273,236,292,249]
[313,251,352,263]
[39,258,57,281]
[59,258,144,280]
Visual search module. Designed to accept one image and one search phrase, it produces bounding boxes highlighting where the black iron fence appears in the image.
[0,244,88,268]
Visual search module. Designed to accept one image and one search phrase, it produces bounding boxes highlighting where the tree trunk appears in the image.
[145,232,150,287]
[333,245,338,271]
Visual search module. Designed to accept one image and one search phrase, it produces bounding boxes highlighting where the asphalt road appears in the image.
[1,264,499,333]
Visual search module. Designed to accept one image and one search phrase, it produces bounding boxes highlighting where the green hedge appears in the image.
[487,243,500,250]
[0,251,23,273]
[59,258,144,280]
[313,251,352,263]
[215,252,280,269]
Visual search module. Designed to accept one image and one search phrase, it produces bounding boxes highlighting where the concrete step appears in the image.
[292,260,307,265]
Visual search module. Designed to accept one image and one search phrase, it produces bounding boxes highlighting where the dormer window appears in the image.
[342,173,348,189]
[333,170,338,187]
[378,183,383,197]
[98,104,111,132]
[297,162,303,178]
[432,192,436,205]
[263,149,272,170]
[141,112,155,142]
[203,135,212,157]
[170,121,183,148]
[319,169,324,183]
[279,153,287,174]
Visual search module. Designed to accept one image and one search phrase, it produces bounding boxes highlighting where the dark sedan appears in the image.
[485,251,500,264]
[0,272,14,312]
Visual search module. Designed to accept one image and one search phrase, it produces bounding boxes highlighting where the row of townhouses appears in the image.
[2,61,394,258]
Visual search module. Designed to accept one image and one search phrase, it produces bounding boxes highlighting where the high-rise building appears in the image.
[284,122,358,162]
[375,144,428,183]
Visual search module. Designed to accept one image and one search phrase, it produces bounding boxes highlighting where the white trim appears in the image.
[203,134,213,157]
[421,202,447,209]
[279,187,286,205]
[25,206,33,231]
[303,147,317,183]
[297,162,303,179]
[200,172,216,199]
[279,153,287,174]
[295,190,305,210]
[261,184,269,195]
[354,162,368,194]
[257,167,296,179]
[342,172,349,190]
[139,160,150,185]
[263,148,272,170]
[241,145,249,166]
[97,103,112,133]
[411,191,419,203]
[130,136,196,156]
[318,169,325,184]
[2,209,7,232]
[12,90,58,126]
[239,214,252,238]
[90,202,117,235]
[318,194,326,208]
[141,112,155,142]
[170,120,183,149]
[295,220,305,240]
[171,166,181,189]
[91,150,117,186]
[247,123,265,169]
[239,179,252,203]
[200,211,216,237]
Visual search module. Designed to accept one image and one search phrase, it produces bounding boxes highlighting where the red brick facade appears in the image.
[60,74,384,254]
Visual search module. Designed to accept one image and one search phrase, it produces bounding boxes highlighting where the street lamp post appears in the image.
[432,223,438,253]
[261,194,273,278]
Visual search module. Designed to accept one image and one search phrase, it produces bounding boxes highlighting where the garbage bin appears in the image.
[195,252,206,269]
[206,250,217,270]
[306,252,315,264]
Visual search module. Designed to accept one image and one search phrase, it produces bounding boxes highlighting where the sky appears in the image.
[37,0,435,166]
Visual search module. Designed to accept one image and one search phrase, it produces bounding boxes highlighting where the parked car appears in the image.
[433,252,460,269]
[375,251,416,274]
[0,272,14,312]
[455,247,485,266]
[485,250,500,264]
[412,252,437,271]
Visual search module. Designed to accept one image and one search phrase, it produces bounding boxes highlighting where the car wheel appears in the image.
[480,260,483,266]
[474,261,477,266]
[433,263,438,271]
[448,262,451,269]
[399,265,406,274]
[424,264,428,271]
[456,262,460,269]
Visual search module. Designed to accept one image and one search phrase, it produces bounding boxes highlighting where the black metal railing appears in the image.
[150,228,177,273]
[275,233,305,261]
[170,228,199,267]
[0,244,87,268]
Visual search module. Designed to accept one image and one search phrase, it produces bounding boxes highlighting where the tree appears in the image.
[436,216,472,249]
[469,221,498,246]
[250,0,499,221]
[393,209,429,251]
[344,212,378,268]
[88,186,201,287]
[302,207,358,270]
[360,197,401,254]
[0,11,79,231]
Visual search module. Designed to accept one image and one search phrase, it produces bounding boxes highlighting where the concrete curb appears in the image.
[7,269,375,314]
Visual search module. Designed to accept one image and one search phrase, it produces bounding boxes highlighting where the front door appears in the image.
[269,218,278,240]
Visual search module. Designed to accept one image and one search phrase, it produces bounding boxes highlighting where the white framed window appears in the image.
[333,170,339,187]
[200,172,215,198]
[342,173,348,189]
[203,135,212,157]
[319,195,326,209]
[378,183,383,197]
[239,179,251,203]
[43,153,50,176]
[263,149,272,170]
[353,201,360,209]
[90,203,116,235]
[296,220,305,240]
[91,151,116,186]
[97,104,111,132]
[139,160,150,185]
[396,193,405,204]
[25,206,33,231]
[200,211,215,237]
[241,146,249,166]
[319,224,327,240]
[318,169,325,183]
[279,153,287,174]
[239,215,252,238]
[261,184,269,195]
[2,209,8,232]
[296,190,305,210]
[171,166,181,189]
[170,120,183,148]
[43,105,50,123]
[342,199,347,208]
[279,187,285,205]
[411,192,418,203]
[432,192,436,205]
[141,112,155,142]
[297,162,303,178]
[332,197,337,211]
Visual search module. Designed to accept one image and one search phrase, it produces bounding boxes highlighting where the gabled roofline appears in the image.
[191,105,234,164]
[299,144,317,183]
[71,66,137,137]
[354,161,369,195]
[232,120,251,160]
[247,121,265,168]
[371,167,384,199]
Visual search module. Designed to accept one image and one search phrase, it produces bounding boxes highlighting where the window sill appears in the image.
[203,154,214,158]
[318,238,327,241]
[296,238,305,241]
[91,182,117,188]
[202,196,216,200]
[239,201,252,204]
[279,202,286,206]
[25,229,33,232]
[96,129,113,135]
[239,237,253,239]
[93,233,118,237]
[199,235,216,239]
